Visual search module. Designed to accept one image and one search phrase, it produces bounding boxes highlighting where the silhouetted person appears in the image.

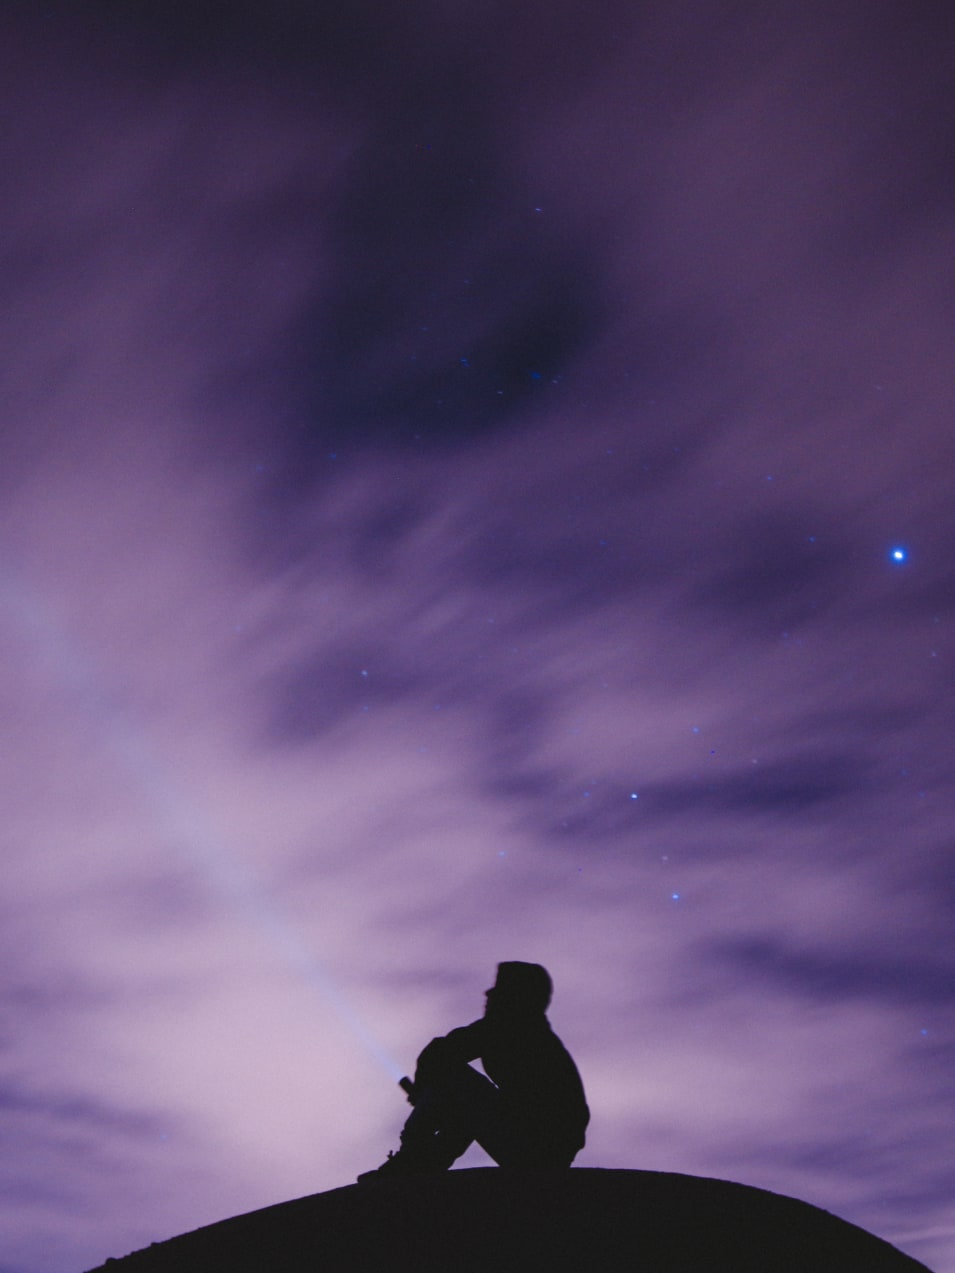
[366,962,589,1176]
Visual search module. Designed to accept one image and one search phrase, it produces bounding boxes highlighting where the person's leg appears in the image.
[363,1069,580,1179]
[404,1064,579,1170]
[424,1061,501,1166]
[385,1063,500,1172]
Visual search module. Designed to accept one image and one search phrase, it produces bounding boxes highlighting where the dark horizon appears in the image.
[2,5,953,1272]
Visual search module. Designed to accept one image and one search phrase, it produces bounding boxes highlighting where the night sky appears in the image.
[3,4,954,1271]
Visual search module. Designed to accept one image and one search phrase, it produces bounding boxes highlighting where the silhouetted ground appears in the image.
[84,1167,933,1272]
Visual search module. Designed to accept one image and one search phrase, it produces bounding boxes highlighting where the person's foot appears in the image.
[357,1147,449,1182]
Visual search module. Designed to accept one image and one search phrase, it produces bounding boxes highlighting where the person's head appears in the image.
[484,961,553,1017]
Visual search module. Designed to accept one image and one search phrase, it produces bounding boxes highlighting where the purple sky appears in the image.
[3,4,953,1271]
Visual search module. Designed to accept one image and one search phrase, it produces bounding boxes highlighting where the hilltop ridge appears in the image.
[84,1167,932,1272]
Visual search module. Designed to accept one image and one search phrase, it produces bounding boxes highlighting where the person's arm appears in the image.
[414,1019,485,1079]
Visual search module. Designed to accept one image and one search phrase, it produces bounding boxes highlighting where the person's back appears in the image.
[480,1009,589,1154]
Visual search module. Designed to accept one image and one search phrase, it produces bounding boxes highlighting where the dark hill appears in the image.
[84,1167,933,1272]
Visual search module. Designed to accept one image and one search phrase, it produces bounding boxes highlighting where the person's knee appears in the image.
[414,1038,462,1084]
